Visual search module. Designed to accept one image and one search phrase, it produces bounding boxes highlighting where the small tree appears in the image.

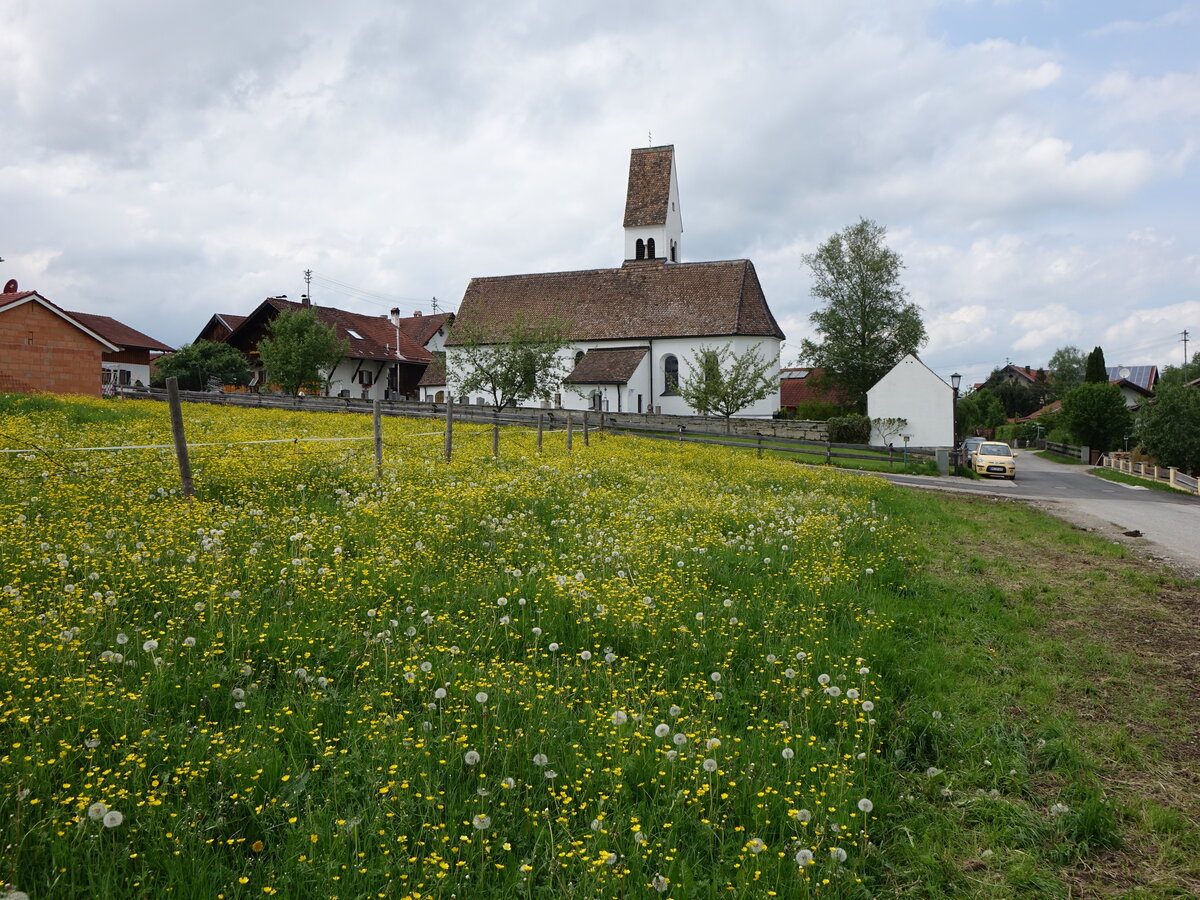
[1084,346,1108,384]
[871,417,908,446]
[678,343,777,429]
[256,308,348,396]
[956,389,1006,437]
[1061,382,1131,452]
[798,218,927,411]
[450,318,571,410]
[1136,384,1200,472]
[153,341,249,391]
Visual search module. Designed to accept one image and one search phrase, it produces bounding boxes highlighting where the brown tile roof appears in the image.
[564,348,649,384]
[400,312,453,349]
[417,353,446,387]
[231,298,433,363]
[447,259,784,345]
[623,146,673,228]
[68,312,174,352]
[0,290,38,310]
[1,291,120,351]
[779,368,849,408]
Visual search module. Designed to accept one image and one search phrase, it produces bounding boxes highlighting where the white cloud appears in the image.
[1011,305,1084,353]
[1089,70,1200,123]
[1085,5,1199,38]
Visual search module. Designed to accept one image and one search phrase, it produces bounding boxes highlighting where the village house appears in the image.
[210,296,451,400]
[0,281,174,396]
[438,146,784,416]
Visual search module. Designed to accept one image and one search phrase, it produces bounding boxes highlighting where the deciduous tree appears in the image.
[450,318,570,410]
[1136,384,1200,472]
[1062,382,1131,452]
[798,218,927,412]
[257,308,348,396]
[1047,345,1085,397]
[152,341,249,391]
[678,343,777,430]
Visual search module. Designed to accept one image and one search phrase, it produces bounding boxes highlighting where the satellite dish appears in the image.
[1118,366,1131,379]
[3,279,17,293]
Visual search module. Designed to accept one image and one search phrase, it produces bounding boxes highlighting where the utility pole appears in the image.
[304,269,313,302]
[1182,329,1190,366]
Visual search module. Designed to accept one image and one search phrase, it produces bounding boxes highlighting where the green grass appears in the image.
[1091,467,1199,496]
[2,395,1197,898]
[1035,449,1087,465]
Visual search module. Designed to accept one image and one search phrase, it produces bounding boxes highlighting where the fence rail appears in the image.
[1043,440,1087,462]
[1099,454,1199,495]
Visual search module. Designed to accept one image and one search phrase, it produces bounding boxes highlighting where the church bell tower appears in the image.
[623,145,682,263]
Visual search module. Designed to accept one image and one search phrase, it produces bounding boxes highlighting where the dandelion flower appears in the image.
[746,838,765,854]
[464,750,480,765]
[861,700,874,712]
[116,633,128,645]
[472,814,491,830]
[858,798,873,813]
[830,847,847,862]
[782,748,794,760]
[579,651,592,661]
[102,810,124,828]
[87,801,108,821]
[612,710,628,726]
[654,724,670,738]
[794,809,812,823]
[817,673,830,685]
[710,672,721,683]
[795,848,814,866]
[475,691,488,703]
[668,705,682,718]
[702,758,717,772]
[652,873,669,893]
[673,733,687,746]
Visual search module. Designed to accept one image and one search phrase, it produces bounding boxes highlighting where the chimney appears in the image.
[390,307,401,326]
[301,294,311,308]
[413,310,422,317]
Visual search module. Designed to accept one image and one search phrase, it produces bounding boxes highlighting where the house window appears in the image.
[591,391,602,411]
[646,238,656,258]
[346,329,363,340]
[435,390,445,402]
[663,355,679,395]
[635,239,645,260]
[358,370,374,386]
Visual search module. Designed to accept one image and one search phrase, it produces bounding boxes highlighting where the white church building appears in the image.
[432,145,784,416]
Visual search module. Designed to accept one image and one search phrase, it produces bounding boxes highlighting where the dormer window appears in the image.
[635,239,645,260]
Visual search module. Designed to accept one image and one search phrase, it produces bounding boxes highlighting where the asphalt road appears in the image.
[874,450,1200,573]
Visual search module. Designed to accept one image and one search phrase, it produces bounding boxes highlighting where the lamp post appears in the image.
[950,372,962,469]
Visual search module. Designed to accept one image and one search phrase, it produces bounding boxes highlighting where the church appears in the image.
[434,145,785,416]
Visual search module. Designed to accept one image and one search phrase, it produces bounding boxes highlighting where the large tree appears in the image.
[257,307,348,396]
[1136,384,1200,472]
[678,343,777,430]
[1061,382,1131,452]
[1047,345,1085,397]
[798,218,927,411]
[450,318,570,410]
[152,340,249,391]
[1084,346,1108,384]
[956,388,1006,438]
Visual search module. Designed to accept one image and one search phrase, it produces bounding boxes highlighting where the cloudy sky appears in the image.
[3,0,1197,385]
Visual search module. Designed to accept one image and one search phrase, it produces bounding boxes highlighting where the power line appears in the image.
[308,272,437,310]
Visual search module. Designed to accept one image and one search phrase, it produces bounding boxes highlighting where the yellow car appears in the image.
[973,442,1017,479]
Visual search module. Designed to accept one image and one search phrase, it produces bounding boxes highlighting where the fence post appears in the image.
[165,377,195,500]
[757,435,763,459]
[567,412,573,451]
[444,398,453,463]
[1170,467,1177,487]
[373,400,383,480]
[582,411,590,446]
[537,414,544,452]
[825,440,832,466]
[492,412,499,458]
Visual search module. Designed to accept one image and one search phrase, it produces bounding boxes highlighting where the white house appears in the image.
[440,145,784,416]
[866,354,955,448]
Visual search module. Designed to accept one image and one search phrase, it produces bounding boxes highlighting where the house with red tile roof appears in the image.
[779,367,850,414]
[68,311,174,390]
[444,146,784,415]
[218,296,452,399]
[0,284,123,396]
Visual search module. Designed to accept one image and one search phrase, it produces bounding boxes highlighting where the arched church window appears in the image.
[670,240,677,262]
[646,238,656,258]
[635,239,645,260]
[663,354,679,395]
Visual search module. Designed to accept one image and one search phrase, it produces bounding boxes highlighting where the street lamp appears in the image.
[950,372,962,468]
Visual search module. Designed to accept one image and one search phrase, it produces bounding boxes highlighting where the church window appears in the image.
[670,240,677,262]
[646,238,656,258]
[663,354,679,395]
[575,350,585,365]
[635,239,645,260]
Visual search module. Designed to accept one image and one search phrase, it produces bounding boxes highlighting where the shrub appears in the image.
[828,413,871,444]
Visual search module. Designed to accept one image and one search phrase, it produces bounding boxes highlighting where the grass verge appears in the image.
[1036,450,1087,466]
[865,487,1200,897]
[1091,467,1198,497]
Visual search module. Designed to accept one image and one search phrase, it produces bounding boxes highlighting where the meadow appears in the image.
[4,396,1195,899]
[0,397,899,899]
